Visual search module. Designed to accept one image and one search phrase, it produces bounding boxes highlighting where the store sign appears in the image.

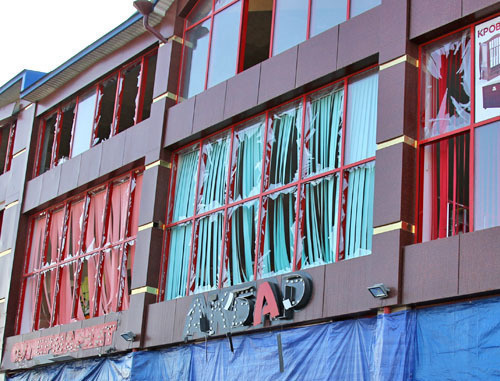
[11,322,117,363]
[475,15,500,122]
[183,272,312,340]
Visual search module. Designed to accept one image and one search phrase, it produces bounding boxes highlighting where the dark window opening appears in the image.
[39,114,57,174]
[241,0,273,71]
[56,102,76,164]
[141,54,157,121]
[94,76,118,145]
[0,125,12,174]
[116,64,141,134]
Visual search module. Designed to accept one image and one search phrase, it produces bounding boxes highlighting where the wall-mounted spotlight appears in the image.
[120,331,137,342]
[368,283,390,299]
[133,0,170,44]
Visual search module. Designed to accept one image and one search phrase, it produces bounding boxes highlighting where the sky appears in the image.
[0,0,137,87]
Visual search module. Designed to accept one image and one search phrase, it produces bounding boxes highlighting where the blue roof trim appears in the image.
[0,69,46,96]
[20,3,156,99]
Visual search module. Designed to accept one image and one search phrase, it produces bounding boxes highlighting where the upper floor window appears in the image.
[418,14,500,242]
[35,49,157,176]
[162,68,378,300]
[0,120,16,175]
[179,0,381,99]
[18,169,143,333]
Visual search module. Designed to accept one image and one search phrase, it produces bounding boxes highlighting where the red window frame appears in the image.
[0,120,16,175]
[416,13,500,242]
[16,168,143,334]
[177,0,378,99]
[161,65,378,301]
[34,48,157,177]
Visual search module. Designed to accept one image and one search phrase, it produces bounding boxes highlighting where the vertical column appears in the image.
[371,0,418,305]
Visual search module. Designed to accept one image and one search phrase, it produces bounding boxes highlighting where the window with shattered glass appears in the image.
[162,68,378,300]
[18,169,142,333]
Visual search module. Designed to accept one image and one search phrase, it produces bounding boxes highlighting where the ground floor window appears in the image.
[18,169,143,334]
[162,68,378,300]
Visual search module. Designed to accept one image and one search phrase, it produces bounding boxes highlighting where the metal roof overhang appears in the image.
[21,0,174,103]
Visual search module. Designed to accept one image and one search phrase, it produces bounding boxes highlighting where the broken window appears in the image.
[18,169,143,333]
[0,120,16,174]
[35,49,157,176]
[163,68,378,300]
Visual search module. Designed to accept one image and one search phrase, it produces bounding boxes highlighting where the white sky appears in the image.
[0,0,137,87]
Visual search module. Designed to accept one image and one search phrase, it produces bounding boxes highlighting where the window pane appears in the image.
[272,0,308,55]
[266,101,302,189]
[38,268,57,329]
[214,0,233,10]
[171,148,200,222]
[223,200,258,287]
[341,162,375,259]
[310,0,346,37]
[299,175,339,269]
[116,63,141,133]
[187,0,213,27]
[190,212,224,294]
[94,76,118,145]
[140,53,158,121]
[197,134,230,213]
[231,117,264,202]
[65,199,84,259]
[97,246,121,315]
[345,70,378,164]
[57,262,77,325]
[39,114,57,174]
[260,188,296,278]
[304,85,344,176]
[43,208,65,268]
[76,254,99,319]
[166,223,192,300]
[72,92,97,158]
[182,20,211,98]
[475,122,500,231]
[56,102,76,164]
[106,177,130,246]
[27,215,47,272]
[241,0,272,70]
[350,0,381,18]
[207,1,242,88]
[421,134,470,242]
[85,189,107,254]
[421,30,471,139]
[20,276,38,334]
[0,124,11,173]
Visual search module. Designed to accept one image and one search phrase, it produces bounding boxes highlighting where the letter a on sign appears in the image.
[253,282,282,326]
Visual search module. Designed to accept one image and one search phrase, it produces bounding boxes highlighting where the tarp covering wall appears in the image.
[7,296,500,380]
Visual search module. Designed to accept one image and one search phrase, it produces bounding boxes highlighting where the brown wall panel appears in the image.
[295,26,338,89]
[99,132,126,177]
[402,236,459,304]
[462,0,500,17]
[39,165,61,206]
[224,64,261,121]
[164,96,195,147]
[5,153,27,204]
[192,82,227,135]
[77,144,103,188]
[131,227,165,289]
[137,165,170,227]
[12,103,36,154]
[409,0,462,39]
[144,300,176,347]
[459,226,500,295]
[337,6,380,70]
[377,62,418,143]
[258,46,298,105]
[58,155,81,196]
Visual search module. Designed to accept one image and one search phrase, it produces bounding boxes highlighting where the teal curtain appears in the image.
[172,149,200,222]
[262,189,296,277]
[268,104,302,188]
[232,119,264,201]
[224,200,258,286]
[305,88,344,176]
[345,71,378,164]
[198,135,230,213]
[193,212,224,293]
[302,175,339,267]
[344,162,375,259]
[166,223,192,300]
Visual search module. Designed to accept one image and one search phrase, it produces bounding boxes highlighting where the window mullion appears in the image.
[135,57,148,125]
[111,71,125,137]
[32,212,51,331]
[269,0,277,58]
[204,12,216,91]
[68,95,80,159]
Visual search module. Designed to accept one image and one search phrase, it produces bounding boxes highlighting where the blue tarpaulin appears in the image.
[8,296,500,380]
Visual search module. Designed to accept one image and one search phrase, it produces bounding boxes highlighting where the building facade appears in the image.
[1,0,500,379]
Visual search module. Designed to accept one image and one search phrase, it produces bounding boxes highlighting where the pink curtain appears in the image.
[27,216,46,272]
